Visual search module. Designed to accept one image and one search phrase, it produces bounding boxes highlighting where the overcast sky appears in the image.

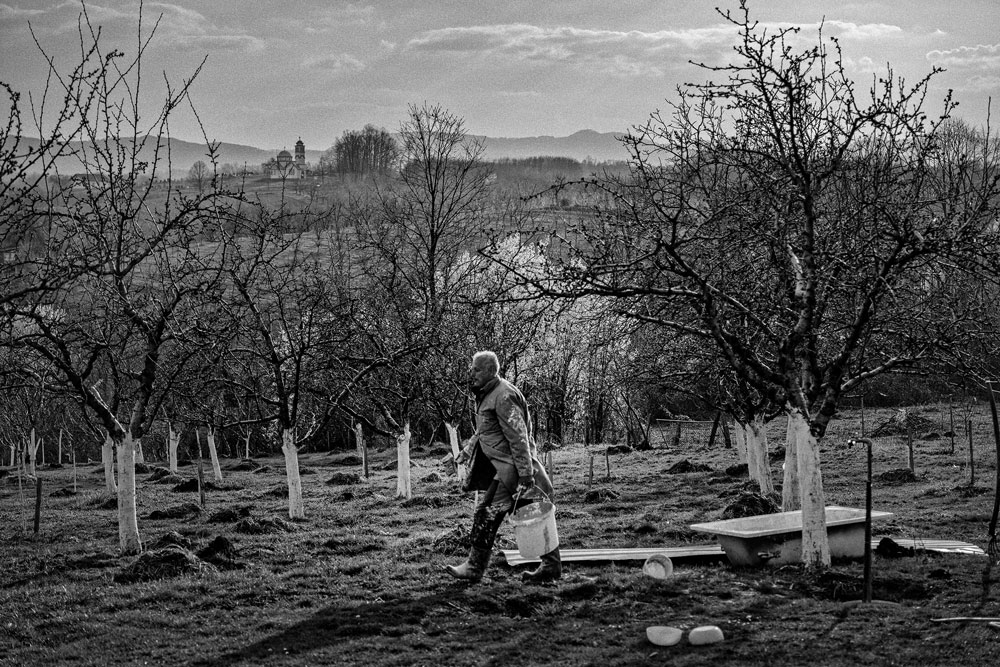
[2,1,998,151]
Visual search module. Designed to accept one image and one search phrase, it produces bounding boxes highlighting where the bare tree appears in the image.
[496,2,1000,567]
[1,3,228,554]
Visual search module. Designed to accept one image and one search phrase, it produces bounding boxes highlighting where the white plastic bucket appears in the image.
[510,500,559,558]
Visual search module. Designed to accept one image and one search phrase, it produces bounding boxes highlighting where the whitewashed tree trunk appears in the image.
[244,429,251,460]
[746,416,774,495]
[396,422,412,500]
[167,423,179,473]
[281,428,304,519]
[445,422,466,481]
[102,432,118,494]
[789,408,830,568]
[134,438,144,465]
[8,444,14,467]
[116,432,142,554]
[26,429,37,476]
[732,420,748,464]
[58,430,63,464]
[39,436,45,466]
[782,413,801,511]
[354,423,364,457]
[206,426,223,482]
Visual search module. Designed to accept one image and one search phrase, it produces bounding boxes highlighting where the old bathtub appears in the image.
[690,505,894,567]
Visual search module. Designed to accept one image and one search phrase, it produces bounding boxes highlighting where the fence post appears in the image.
[707,412,721,450]
[949,397,955,456]
[968,418,975,487]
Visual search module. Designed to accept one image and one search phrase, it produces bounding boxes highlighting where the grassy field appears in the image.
[1,405,998,666]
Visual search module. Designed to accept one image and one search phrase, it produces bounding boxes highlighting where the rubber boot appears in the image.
[445,506,506,582]
[522,547,562,584]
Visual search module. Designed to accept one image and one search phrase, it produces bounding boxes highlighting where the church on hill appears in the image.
[262,138,309,179]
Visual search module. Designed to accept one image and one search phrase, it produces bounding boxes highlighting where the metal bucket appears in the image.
[510,499,559,558]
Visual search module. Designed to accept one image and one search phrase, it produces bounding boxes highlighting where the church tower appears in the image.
[294,138,305,167]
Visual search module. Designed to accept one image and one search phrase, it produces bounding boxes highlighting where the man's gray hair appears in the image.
[472,350,500,375]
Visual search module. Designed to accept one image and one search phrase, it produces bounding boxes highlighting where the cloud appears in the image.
[405,24,733,76]
[302,53,366,74]
[927,44,1000,69]
[173,34,266,52]
[0,3,46,19]
[821,20,903,41]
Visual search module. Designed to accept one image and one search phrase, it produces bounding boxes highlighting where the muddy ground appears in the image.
[1,405,999,666]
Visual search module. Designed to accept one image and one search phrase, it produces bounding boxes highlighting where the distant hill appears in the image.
[480,130,626,163]
[9,130,628,175]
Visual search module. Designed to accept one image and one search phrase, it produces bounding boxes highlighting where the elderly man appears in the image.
[445,350,561,584]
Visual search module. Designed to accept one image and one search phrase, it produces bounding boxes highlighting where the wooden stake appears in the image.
[605,448,611,480]
[588,455,594,489]
[707,412,720,450]
[968,418,975,487]
[33,477,42,534]
[949,398,955,456]
[196,429,205,508]
[721,418,732,449]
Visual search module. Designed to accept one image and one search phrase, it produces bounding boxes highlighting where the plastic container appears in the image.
[642,554,674,579]
[510,499,559,558]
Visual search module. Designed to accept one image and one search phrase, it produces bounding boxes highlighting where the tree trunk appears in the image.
[746,416,774,495]
[206,426,224,482]
[117,432,142,554]
[167,423,179,473]
[781,413,801,511]
[789,409,830,568]
[134,438,145,465]
[732,420,748,464]
[58,430,63,465]
[26,429,38,476]
[396,422,412,500]
[281,428,305,519]
[244,429,251,460]
[444,422,465,480]
[102,432,118,494]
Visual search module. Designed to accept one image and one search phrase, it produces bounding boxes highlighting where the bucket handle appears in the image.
[512,484,551,509]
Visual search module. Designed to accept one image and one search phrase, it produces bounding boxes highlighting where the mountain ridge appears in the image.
[8,130,628,175]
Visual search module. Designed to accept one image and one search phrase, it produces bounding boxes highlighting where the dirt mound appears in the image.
[329,453,363,467]
[147,503,202,520]
[228,459,264,472]
[153,473,185,485]
[235,516,297,535]
[197,536,244,570]
[725,463,749,477]
[877,468,917,484]
[207,506,252,523]
[95,495,117,510]
[326,472,361,486]
[146,466,173,481]
[148,531,196,550]
[583,487,620,503]
[401,495,444,508]
[605,445,632,455]
[114,545,214,584]
[49,487,77,497]
[668,459,713,474]
[869,410,938,437]
[721,492,780,519]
